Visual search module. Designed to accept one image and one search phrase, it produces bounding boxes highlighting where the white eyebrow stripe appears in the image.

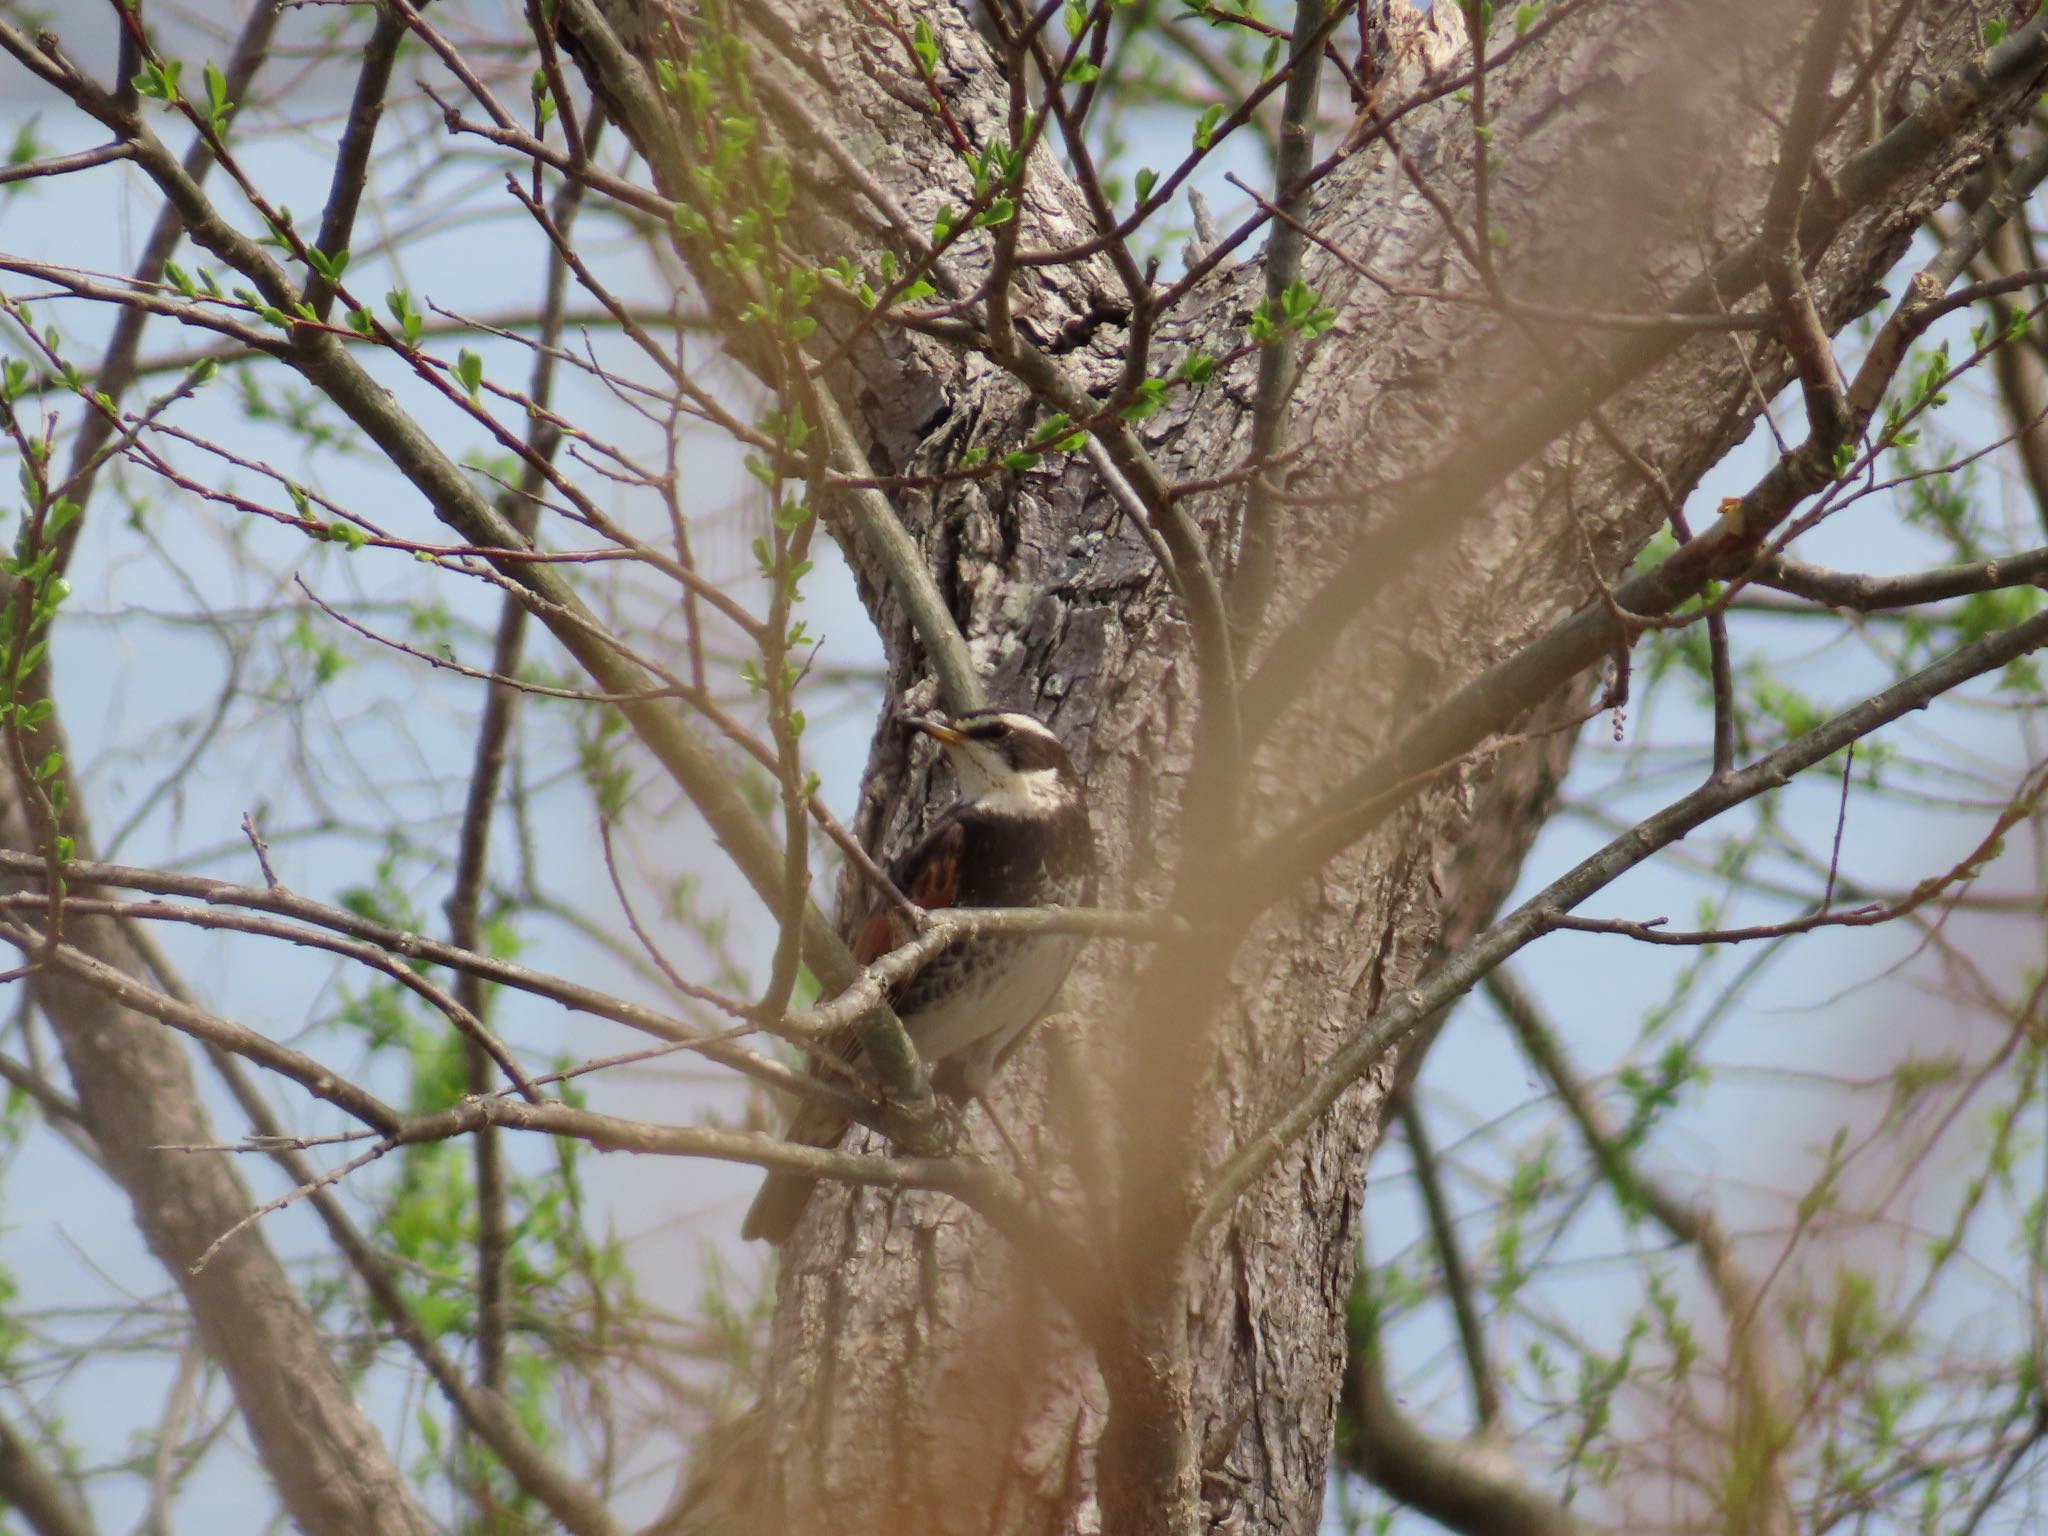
[966,713,1059,742]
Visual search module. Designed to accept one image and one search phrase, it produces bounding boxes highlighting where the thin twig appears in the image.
[1484,965,1794,1535]
[1202,599,2048,1230]
[1228,0,1332,645]
[814,388,987,714]
[1397,1092,1499,1431]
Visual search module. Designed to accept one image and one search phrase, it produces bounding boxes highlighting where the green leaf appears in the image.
[1065,60,1100,85]
[1002,449,1041,471]
[1193,103,1226,151]
[455,348,483,398]
[912,17,940,74]
[1176,349,1217,385]
[1120,377,1171,420]
[973,197,1015,228]
[1248,297,1278,345]
[1983,17,2007,47]
[203,60,233,125]
[5,120,42,169]
[132,59,183,104]
[384,289,423,348]
[1134,166,1158,204]
[1514,1,1543,35]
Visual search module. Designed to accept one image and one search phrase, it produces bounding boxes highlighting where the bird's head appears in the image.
[909,709,1081,816]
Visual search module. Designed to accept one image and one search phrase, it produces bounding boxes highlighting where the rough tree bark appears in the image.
[545,2,2048,1531]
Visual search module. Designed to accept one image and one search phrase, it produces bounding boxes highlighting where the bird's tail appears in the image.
[739,1102,850,1244]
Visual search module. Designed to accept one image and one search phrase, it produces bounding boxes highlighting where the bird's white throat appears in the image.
[954,759,1073,817]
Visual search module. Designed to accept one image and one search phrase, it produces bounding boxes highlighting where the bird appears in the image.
[740,708,1097,1244]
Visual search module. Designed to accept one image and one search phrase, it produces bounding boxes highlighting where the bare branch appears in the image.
[1227,0,1338,644]
[1204,600,2048,1229]
[1338,1317,1591,1536]
[0,1416,96,1536]
[1397,1092,1500,1432]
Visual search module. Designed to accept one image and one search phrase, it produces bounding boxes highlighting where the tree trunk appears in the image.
[561,2,2044,1530]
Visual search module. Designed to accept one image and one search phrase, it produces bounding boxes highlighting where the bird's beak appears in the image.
[908,714,966,746]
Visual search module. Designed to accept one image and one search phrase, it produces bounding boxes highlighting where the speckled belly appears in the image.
[901,933,1082,1067]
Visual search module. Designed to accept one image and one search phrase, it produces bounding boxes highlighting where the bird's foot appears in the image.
[975,1090,1031,1180]
[927,1055,1027,1172]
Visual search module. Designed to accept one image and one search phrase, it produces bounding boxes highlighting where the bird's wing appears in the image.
[746,815,972,1245]
[852,814,965,965]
